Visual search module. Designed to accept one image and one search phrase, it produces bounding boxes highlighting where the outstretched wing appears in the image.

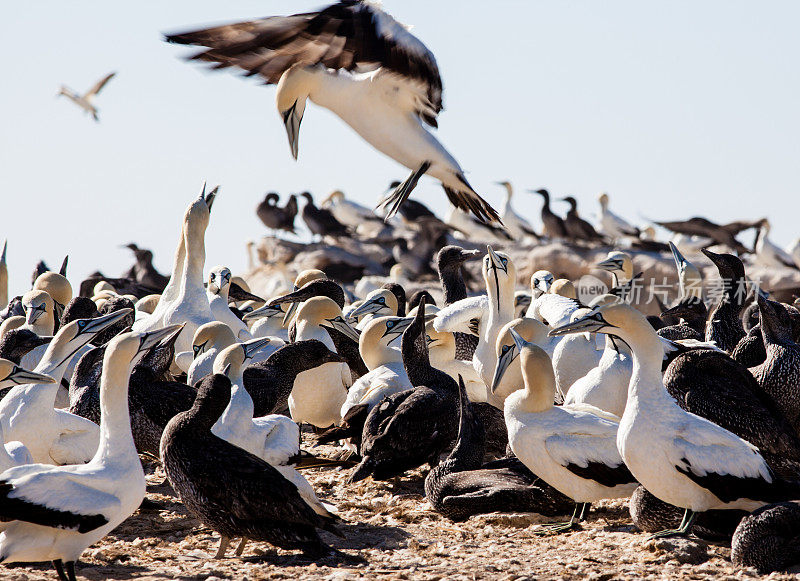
[85,72,116,99]
[165,0,443,126]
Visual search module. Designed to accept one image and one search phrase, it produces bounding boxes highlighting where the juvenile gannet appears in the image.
[425,377,573,522]
[256,192,298,237]
[0,329,171,580]
[436,246,481,360]
[552,303,800,538]
[562,196,604,244]
[495,181,539,241]
[597,193,639,241]
[503,329,636,534]
[531,189,568,240]
[0,309,131,465]
[124,243,170,291]
[206,266,252,339]
[702,249,748,352]
[655,216,756,255]
[350,297,460,483]
[316,315,414,448]
[166,1,500,224]
[300,192,349,240]
[56,72,116,122]
[161,374,344,560]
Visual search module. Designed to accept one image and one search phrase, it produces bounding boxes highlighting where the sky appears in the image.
[2,1,800,297]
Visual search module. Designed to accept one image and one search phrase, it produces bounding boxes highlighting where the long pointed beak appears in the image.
[77,308,133,338]
[596,258,622,272]
[243,303,283,321]
[282,300,299,326]
[487,245,507,273]
[26,306,44,326]
[323,317,360,343]
[669,241,687,271]
[138,324,185,354]
[490,343,517,393]
[3,366,56,385]
[283,101,302,160]
[349,298,386,320]
[549,312,613,337]
[242,337,272,361]
[381,317,414,345]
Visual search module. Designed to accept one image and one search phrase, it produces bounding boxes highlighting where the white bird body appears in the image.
[564,336,632,417]
[133,190,216,354]
[0,329,165,567]
[504,336,635,505]
[342,361,410,418]
[553,303,776,514]
[497,181,538,242]
[597,193,638,241]
[754,220,798,270]
[249,317,290,342]
[0,311,131,465]
[551,332,604,401]
[209,293,251,340]
[789,238,800,270]
[210,342,315,490]
[56,72,115,122]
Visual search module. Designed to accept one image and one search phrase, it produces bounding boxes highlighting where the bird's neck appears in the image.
[439,267,467,305]
[182,221,207,290]
[623,331,673,411]
[216,374,255,427]
[363,343,402,371]
[91,354,138,467]
[161,229,186,303]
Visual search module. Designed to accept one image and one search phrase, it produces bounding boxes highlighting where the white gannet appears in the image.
[461,246,516,390]
[290,297,355,428]
[19,290,55,337]
[0,310,131,465]
[56,72,116,122]
[551,302,796,538]
[596,250,633,289]
[133,186,217,354]
[563,334,632,418]
[354,264,410,300]
[503,328,636,534]
[427,319,490,404]
[530,270,555,299]
[754,219,798,270]
[496,181,539,241]
[166,2,500,224]
[348,287,402,330]
[669,241,703,301]
[182,321,237,384]
[491,317,556,407]
[320,190,383,235]
[597,193,639,241]
[206,266,252,339]
[0,328,173,578]
[551,307,605,400]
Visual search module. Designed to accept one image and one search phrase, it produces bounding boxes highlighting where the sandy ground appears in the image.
[4,439,797,581]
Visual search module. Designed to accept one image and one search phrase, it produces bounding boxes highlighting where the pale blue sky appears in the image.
[2,1,799,296]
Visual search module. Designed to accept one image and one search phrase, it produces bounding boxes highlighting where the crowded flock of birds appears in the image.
[21,0,800,579]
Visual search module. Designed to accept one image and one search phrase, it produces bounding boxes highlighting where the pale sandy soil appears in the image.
[3,440,796,581]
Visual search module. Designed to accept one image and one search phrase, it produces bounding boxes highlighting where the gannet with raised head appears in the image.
[56,72,116,122]
[0,309,131,465]
[503,328,636,534]
[597,193,639,241]
[166,1,499,224]
[0,328,173,580]
[551,302,800,538]
[207,266,252,339]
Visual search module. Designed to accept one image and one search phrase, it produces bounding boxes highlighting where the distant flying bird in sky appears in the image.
[165,1,501,225]
[57,72,116,122]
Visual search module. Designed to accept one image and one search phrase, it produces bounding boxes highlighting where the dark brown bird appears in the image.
[561,196,605,244]
[531,189,568,240]
[256,192,298,237]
